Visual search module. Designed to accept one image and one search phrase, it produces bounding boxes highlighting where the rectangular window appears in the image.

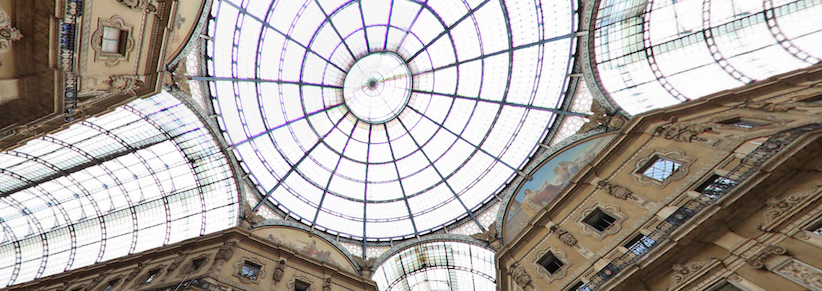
[625,234,655,256]
[144,268,161,284]
[294,280,311,291]
[696,174,738,198]
[569,281,592,291]
[710,282,744,291]
[239,261,261,280]
[102,280,118,291]
[640,157,681,181]
[718,117,767,129]
[584,208,617,232]
[537,252,564,274]
[808,220,822,236]
[188,258,206,273]
[101,26,127,55]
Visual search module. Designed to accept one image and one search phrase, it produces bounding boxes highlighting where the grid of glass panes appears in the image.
[372,241,496,291]
[0,92,238,287]
[593,0,822,115]
[206,0,578,240]
[641,157,681,181]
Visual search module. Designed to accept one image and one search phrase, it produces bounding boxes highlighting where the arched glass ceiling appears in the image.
[0,92,238,287]
[373,241,496,291]
[206,0,580,241]
[593,0,822,115]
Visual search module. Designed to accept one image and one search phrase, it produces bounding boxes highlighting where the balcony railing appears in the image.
[583,123,822,290]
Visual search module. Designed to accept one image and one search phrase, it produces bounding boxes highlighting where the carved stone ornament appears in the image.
[0,5,21,63]
[773,258,822,291]
[653,117,713,143]
[576,99,629,134]
[116,0,158,13]
[631,150,693,188]
[232,257,266,284]
[209,241,238,275]
[322,277,332,291]
[746,245,786,269]
[531,248,570,283]
[508,262,532,289]
[575,203,625,240]
[763,193,810,224]
[669,261,704,286]
[353,256,375,278]
[735,98,805,112]
[549,225,578,247]
[597,180,632,200]
[106,75,145,96]
[470,221,502,251]
[166,253,186,273]
[273,259,286,283]
[91,16,135,66]
[240,203,266,229]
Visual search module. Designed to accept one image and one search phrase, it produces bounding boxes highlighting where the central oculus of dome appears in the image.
[343,52,411,124]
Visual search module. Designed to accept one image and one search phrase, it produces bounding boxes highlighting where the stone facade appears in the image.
[495,64,822,291]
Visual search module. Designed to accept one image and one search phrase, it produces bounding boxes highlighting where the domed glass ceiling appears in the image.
[206,0,578,240]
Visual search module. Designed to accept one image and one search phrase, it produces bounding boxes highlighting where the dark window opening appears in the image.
[584,208,617,232]
[294,280,311,291]
[569,281,592,291]
[188,258,206,273]
[144,268,161,284]
[625,234,655,256]
[640,157,682,181]
[537,252,564,274]
[696,174,738,198]
[102,279,118,291]
[711,281,744,291]
[808,219,822,236]
[718,117,767,129]
[238,261,261,280]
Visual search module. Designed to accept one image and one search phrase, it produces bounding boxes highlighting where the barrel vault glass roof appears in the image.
[373,241,496,291]
[594,0,822,115]
[0,92,238,287]
[205,0,580,241]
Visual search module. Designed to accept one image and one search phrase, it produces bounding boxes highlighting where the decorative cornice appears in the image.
[252,219,360,272]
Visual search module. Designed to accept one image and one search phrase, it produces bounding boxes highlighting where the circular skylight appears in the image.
[344,52,412,123]
[206,0,578,240]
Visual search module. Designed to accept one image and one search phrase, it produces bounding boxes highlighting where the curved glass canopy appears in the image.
[0,92,238,287]
[593,0,822,115]
[206,0,579,240]
[373,241,496,291]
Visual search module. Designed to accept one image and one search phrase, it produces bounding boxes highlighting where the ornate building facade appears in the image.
[0,0,821,290]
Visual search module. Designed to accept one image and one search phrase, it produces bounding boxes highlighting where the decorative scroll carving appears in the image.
[208,241,238,275]
[470,221,502,251]
[0,6,22,63]
[508,262,532,289]
[670,261,704,286]
[746,244,786,269]
[774,258,822,291]
[106,75,145,96]
[549,225,578,247]
[273,259,286,283]
[597,180,632,200]
[353,256,376,277]
[654,117,713,143]
[763,194,810,224]
[322,277,332,291]
[577,99,629,134]
[116,0,157,12]
[735,98,805,112]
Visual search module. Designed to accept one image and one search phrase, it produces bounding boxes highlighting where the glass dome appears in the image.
[206,0,579,240]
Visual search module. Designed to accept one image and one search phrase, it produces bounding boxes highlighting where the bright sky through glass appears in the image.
[206,0,577,240]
